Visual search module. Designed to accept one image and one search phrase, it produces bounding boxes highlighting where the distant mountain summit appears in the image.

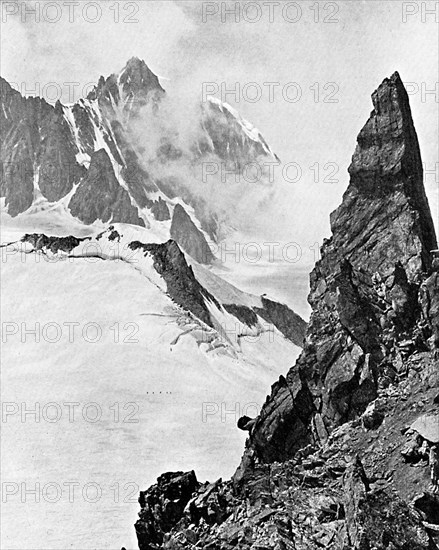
[117,56,165,99]
[88,57,165,116]
[1,59,276,263]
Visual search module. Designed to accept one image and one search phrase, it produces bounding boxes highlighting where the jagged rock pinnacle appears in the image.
[338,70,437,278]
[241,72,438,464]
[119,57,165,98]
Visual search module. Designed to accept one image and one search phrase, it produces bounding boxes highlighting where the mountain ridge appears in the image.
[1,58,279,264]
[3,224,307,348]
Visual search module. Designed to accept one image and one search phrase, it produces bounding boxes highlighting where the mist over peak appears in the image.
[0,55,285,254]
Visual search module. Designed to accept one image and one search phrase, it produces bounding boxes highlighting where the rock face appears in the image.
[170,204,215,265]
[21,233,88,254]
[420,271,439,349]
[220,298,307,348]
[246,71,438,462]
[89,56,165,117]
[69,149,145,226]
[129,239,218,327]
[255,297,307,348]
[198,98,278,167]
[135,471,199,550]
[0,77,85,215]
[150,196,170,221]
[132,73,439,550]
[341,72,436,278]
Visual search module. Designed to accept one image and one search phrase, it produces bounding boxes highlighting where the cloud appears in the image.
[1,0,437,248]
[1,1,194,102]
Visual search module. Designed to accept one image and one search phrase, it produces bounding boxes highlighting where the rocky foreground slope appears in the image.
[133,73,439,549]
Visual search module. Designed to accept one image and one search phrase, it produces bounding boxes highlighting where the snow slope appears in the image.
[0,222,301,550]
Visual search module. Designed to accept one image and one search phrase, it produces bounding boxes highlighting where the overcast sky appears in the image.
[1,0,437,255]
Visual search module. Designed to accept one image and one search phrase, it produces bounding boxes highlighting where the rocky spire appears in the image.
[120,57,165,98]
[87,58,165,114]
[239,72,438,466]
[334,71,437,279]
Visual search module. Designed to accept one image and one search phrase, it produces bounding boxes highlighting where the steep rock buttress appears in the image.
[241,72,438,464]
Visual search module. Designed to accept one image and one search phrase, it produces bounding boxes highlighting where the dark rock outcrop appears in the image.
[222,303,259,327]
[420,271,439,350]
[150,197,170,221]
[222,297,307,347]
[69,149,145,226]
[129,239,219,327]
[210,294,307,346]
[0,77,85,215]
[255,296,307,348]
[170,204,215,264]
[21,233,89,254]
[119,57,165,112]
[88,57,165,118]
[135,471,199,550]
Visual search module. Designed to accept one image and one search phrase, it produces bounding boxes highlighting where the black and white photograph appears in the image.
[0,1,438,549]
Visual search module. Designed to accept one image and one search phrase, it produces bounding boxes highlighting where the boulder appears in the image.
[410,414,439,444]
[135,471,199,550]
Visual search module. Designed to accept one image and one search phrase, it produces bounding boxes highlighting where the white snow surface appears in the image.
[0,221,301,550]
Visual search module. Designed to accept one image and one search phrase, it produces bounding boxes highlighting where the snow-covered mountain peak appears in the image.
[86,58,164,115]
[205,96,279,161]
[1,59,281,264]
[120,57,163,89]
